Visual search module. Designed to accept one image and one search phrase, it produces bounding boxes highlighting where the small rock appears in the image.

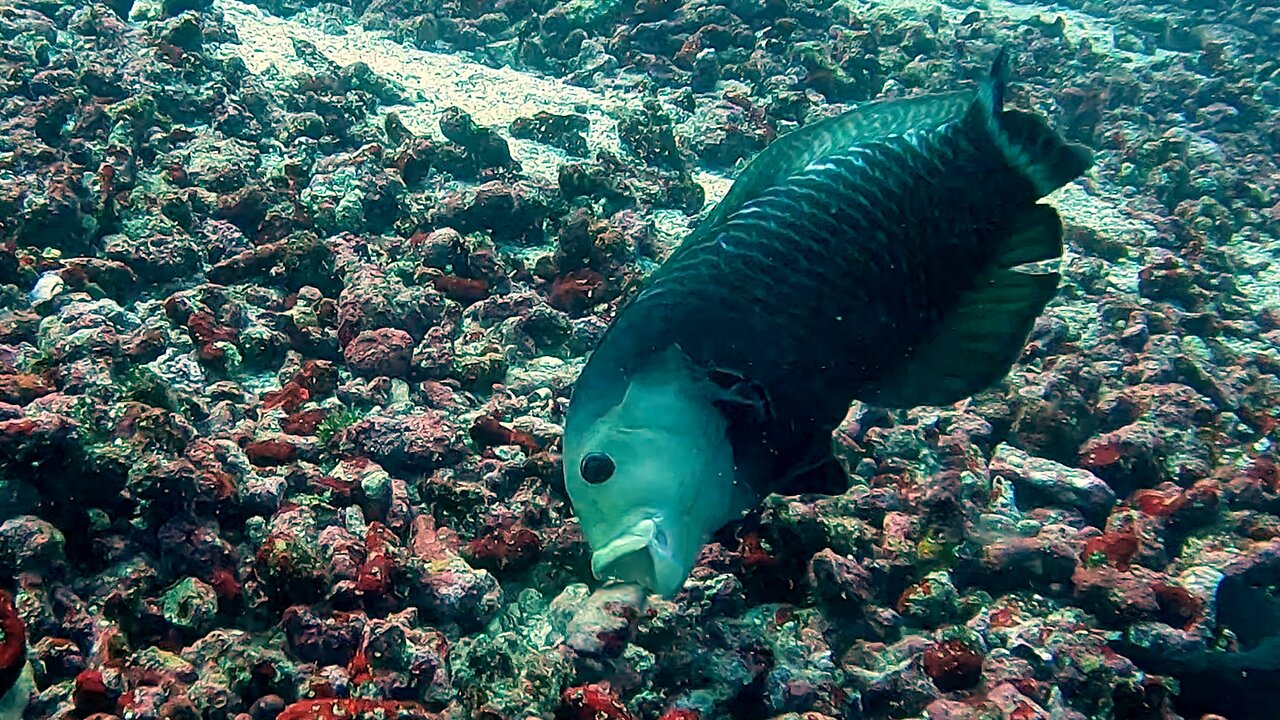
[343,327,415,378]
[29,271,65,307]
[991,443,1116,522]
[564,584,645,659]
[807,548,874,614]
[922,638,984,692]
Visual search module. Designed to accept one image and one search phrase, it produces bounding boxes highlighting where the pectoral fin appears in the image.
[864,203,1065,408]
[707,368,773,426]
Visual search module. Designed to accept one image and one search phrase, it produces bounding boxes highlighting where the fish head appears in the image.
[564,347,752,598]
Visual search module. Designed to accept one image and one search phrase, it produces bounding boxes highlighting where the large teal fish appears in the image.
[562,49,1093,597]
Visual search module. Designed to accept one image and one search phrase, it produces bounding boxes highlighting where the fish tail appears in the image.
[971,46,1094,197]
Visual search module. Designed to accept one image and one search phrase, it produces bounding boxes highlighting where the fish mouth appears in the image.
[590,518,683,596]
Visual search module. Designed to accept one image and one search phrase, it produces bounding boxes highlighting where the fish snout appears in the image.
[590,518,686,597]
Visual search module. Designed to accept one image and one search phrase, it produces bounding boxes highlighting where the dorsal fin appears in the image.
[966,46,1094,197]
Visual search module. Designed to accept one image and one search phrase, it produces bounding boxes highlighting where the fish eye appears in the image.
[580,452,616,484]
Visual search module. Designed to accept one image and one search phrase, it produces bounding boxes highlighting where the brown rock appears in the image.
[343,328,414,378]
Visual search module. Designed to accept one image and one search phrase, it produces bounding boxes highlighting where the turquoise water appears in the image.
[0,0,1277,718]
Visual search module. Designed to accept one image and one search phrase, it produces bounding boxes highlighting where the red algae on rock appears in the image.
[548,268,606,314]
[921,639,984,693]
[429,273,491,304]
[469,414,543,455]
[464,524,543,574]
[560,682,635,720]
[244,438,300,466]
[72,669,115,715]
[1080,532,1141,570]
[0,590,27,703]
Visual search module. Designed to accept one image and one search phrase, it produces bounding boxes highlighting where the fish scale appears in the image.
[652,130,999,359]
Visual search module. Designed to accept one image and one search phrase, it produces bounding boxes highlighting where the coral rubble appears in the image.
[0,0,1277,717]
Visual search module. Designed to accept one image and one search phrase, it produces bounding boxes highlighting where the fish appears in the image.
[562,49,1094,598]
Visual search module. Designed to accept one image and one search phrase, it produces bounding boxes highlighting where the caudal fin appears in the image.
[976,47,1094,196]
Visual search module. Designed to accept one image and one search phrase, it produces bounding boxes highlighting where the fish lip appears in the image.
[590,518,677,594]
[590,518,658,578]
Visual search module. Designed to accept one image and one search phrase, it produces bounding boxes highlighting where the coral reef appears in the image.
[0,0,1277,717]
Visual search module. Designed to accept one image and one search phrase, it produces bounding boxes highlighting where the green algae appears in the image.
[161,577,220,631]
[315,405,367,446]
[559,0,623,29]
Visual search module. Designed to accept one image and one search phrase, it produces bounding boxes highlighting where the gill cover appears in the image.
[563,346,753,597]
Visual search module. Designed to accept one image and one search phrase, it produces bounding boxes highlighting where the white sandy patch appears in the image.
[1049,182,1149,293]
[218,0,623,181]
[218,0,731,199]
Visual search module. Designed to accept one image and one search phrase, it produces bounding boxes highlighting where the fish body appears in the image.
[563,50,1094,597]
